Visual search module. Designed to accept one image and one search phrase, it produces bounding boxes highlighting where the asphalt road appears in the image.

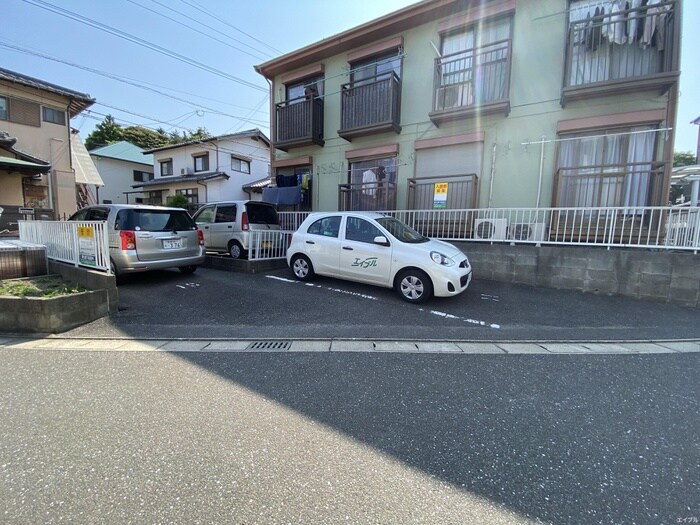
[0,348,697,524]
[62,266,700,342]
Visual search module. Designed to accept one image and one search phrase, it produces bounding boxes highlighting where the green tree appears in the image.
[122,126,170,150]
[84,115,123,150]
[167,194,190,209]
[673,150,696,167]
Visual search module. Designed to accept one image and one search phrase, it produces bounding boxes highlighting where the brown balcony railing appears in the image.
[338,181,397,212]
[275,96,324,151]
[338,72,401,140]
[563,0,678,103]
[430,38,511,124]
[553,162,667,209]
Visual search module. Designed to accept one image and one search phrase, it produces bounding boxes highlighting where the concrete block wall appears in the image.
[48,260,119,313]
[456,243,700,308]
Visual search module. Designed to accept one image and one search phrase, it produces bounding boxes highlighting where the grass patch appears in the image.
[0,275,87,298]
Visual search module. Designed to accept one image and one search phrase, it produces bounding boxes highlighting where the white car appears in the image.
[286,212,472,303]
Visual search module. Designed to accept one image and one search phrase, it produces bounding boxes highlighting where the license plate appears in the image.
[162,239,182,249]
[262,241,272,249]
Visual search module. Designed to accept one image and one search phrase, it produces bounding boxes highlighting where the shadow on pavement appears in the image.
[174,350,698,524]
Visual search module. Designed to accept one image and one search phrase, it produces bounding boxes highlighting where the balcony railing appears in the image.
[554,162,666,209]
[430,39,511,126]
[275,96,324,151]
[563,0,678,104]
[338,72,401,141]
[338,181,397,212]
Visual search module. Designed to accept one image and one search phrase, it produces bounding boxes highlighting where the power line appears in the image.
[125,0,270,61]
[142,0,275,60]
[20,0,267,92]
[179,0,283,56]
[0,40,269,127]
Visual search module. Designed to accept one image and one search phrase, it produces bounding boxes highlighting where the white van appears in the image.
[193,200,281,259]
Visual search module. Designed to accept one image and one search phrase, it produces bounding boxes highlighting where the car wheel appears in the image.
[396,269,433,304]
[229,241,245,259]
[179,265,197,274]
[291,254,315,281]
[110,260,123,285]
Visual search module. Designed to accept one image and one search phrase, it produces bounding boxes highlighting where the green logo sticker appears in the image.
[351,257,378,269]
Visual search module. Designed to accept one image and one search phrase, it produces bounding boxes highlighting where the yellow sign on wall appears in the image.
[433,182,448,209]
[77,226,97,267]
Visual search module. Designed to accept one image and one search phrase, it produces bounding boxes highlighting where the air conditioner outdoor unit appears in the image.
[509,222,547,242]
[474,218,509,240]
[181,167,193,176]
[436,84,472,110]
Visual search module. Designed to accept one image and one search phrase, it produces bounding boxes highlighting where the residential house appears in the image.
[89,141,154,205]
[137,129,271,209]
[254,0,680,235]
[0,67,98,221]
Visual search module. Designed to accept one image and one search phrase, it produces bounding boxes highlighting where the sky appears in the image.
[2,0,698,154]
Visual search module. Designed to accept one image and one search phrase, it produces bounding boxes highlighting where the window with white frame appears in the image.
[0,96,6,120]
[231,156,250,173]
[133,170,154,182]
[194,153,209,172]
[42,106,66,126]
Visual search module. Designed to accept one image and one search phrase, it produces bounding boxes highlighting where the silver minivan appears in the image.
[193,200,281,259]
[68,204,205,281]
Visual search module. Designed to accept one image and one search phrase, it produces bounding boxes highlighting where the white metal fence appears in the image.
[18,220,111,272]
[279,206,700,253]
[248,230,295,261]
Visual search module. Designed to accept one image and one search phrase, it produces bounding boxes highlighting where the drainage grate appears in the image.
[246,340,292,351]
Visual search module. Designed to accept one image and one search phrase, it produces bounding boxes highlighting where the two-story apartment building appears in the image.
[0,67,96,222]
[89,141,154,205]
[254,0,680,226]
[137,130,271,208]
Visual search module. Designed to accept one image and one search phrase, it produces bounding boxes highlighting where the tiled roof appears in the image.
[132,171,229,188]
[0,67,94,117]
[142,129,270,154]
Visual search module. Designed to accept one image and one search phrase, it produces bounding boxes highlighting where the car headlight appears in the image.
[430,251,454,266]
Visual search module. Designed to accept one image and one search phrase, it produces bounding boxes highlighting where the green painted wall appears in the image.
[271,0,673,211]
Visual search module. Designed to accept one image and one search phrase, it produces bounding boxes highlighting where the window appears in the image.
[194,206,215,224]
[231,156,250,173]
[307,216,341,238]
[439,16,512,103]
[160,160,173,176]
[215,205,237,223]
[133,170,154,182]
[42,106,66,126]
[175,188,198,205]
[345,217,383,244]
[556,125,658,208]
[347,156,397,211]
[286,76,325,103]
[6,98,40,127]
[351,52,402,85]
[0,96,6,120]
[194,154,209,172]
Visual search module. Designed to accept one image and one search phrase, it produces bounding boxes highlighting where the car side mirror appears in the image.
[374,235,390,247]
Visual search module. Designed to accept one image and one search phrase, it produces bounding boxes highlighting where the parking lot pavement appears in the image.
[56,266,700,342]
[2,336,699,354]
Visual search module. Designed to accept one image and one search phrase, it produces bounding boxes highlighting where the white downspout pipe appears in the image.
[536,136,545,209]
[488,142,496,208]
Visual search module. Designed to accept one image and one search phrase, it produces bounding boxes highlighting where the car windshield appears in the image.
[376,217,428,243]
[116,209,196,231]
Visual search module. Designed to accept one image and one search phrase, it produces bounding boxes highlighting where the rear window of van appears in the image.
[246,203,278,225]
[115,209,196,231]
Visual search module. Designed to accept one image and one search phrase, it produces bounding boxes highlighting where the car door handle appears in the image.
[227,225,232,229]
[306,240,315,244]
[342,246,353,251]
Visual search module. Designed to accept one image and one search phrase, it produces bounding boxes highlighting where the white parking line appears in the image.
[423,309,501,329]
[266,276,501,328]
